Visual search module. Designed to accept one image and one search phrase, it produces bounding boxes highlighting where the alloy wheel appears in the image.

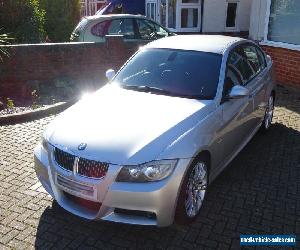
[185,161,207,218]
[264,95,274,129]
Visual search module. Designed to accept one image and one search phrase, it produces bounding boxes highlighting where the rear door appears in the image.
[242,44,269,127]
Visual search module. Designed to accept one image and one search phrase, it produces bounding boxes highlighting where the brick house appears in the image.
[249,0,300,87]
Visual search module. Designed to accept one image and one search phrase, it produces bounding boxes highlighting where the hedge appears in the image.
[0,0,81,43]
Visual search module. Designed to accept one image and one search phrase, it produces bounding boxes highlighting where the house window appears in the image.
[147,0,201,32]
[178,0,200,31]
[146,2,157,21]
[168,0,176,29]
[225,1,239,30]
[181,8,198,28]
[267,0,300,45]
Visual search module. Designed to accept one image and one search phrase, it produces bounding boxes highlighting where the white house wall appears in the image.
[202,0,252,33]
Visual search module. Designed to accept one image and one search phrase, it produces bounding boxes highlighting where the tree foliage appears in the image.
[0,0,81,43]
[40,0,81,42]
[0,0,46,43]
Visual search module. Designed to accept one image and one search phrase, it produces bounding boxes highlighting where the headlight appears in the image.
[116,159,178,182]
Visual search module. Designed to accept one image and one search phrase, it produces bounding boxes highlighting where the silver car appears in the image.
[34,35,275,227]
[70,14,174,43]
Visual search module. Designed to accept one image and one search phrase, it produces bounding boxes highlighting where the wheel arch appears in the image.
[173,149,211,224]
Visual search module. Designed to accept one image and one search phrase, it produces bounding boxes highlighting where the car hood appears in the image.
[46,84,214,165]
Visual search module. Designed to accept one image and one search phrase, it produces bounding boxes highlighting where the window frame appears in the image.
[262,0,300,50]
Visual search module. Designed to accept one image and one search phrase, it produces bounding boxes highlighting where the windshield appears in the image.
[113,48,222,99]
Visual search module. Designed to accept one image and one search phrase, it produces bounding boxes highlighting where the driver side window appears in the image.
[148,20,169,38]
[136,19,156,40]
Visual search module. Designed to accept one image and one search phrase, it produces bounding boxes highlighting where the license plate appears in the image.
[55,174,97,200]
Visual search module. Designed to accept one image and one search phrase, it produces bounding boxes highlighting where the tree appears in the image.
[40,0,81,42]
[0,0,45,43]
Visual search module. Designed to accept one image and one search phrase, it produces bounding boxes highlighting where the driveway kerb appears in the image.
[0,100,76,125]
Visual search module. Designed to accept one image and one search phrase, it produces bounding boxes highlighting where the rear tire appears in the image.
[261,94,274,132]
[175,155,209,225]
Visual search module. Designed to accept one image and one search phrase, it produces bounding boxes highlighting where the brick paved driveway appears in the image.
[0,85,300,250]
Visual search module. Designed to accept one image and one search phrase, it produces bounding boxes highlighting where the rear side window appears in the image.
[91,19,135,38]
[256,47,267,71]
[227,47,255,85]
[243,45,261,74]
[91,20,111,37]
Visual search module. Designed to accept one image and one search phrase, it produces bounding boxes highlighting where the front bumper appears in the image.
[34,143,191,227]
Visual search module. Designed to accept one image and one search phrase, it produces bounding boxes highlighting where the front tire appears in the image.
[175,155,208,225]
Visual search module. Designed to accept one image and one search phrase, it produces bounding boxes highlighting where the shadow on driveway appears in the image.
[35,123,300,249]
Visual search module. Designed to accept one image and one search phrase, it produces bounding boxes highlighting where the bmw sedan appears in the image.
[34,35,275,227]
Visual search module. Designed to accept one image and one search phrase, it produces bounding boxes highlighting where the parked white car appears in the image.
[35,35,275,227]
[70,14,174,43]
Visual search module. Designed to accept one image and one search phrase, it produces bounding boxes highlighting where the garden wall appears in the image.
[1,38,299,105]
[0,36,143,102]
[262,45,300,88]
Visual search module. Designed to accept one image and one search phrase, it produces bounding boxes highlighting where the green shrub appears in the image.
[0,0,45,43]
[40,0,81,42]
[6,98,15,109]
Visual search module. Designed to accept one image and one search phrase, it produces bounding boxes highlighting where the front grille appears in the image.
[54,147,75,172]
[78,158,109,179]
[53,147,109,179]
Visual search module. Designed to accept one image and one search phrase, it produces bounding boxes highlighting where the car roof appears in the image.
[145,35,247,54]
[86,14,145,20]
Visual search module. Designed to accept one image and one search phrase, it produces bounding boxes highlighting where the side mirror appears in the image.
[227,85,250,99]
[106,69,115,81]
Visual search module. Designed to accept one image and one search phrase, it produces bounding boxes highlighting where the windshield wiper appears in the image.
[122,85,172,94]
[173,94,214,100]
[122,85,213,100]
